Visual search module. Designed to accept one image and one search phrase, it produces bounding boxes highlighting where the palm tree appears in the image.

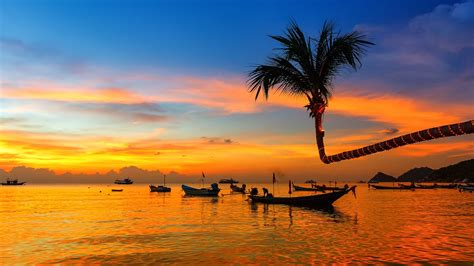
[248,21,473,164]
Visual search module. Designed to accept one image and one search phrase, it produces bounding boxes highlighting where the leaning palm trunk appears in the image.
[315,118,474,164]
[248,21,473,164]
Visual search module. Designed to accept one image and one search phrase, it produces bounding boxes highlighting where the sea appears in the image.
[1,183,473,264]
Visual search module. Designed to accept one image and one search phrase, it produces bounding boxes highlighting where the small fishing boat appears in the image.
[150,175,171,192]
[182,183,220,196]
[219,178,239,184]
[398,183,415,189]
[312,185,346,191]
[458,185,474,192]
[415,184,436,189]
[370,184,413,190]
[230,183,247,193]
[434,184,457,189]
[114,178,133,184]
[249,186,356,207]
[293,184,321,192]
[150,185,171,192]
[1,179,26,186]
[111,189,123,192]
[304,179,317,184]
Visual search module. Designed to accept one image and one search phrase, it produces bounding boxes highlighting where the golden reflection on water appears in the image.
[1,184,473,264]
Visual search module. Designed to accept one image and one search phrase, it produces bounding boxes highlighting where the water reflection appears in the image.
[1,184,473,264]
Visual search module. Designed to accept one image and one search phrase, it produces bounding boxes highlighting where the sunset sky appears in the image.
[1,0,473,182]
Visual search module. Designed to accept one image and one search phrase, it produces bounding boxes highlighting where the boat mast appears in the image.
[163,174,166,187]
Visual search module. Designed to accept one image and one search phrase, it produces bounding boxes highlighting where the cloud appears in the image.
[381,128,399,135]
[409,0,474,52]
[201,137,236,144]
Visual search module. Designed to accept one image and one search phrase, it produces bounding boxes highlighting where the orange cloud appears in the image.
[2,86,146,104]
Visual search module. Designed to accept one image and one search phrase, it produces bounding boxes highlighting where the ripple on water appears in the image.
[1,184,473,264]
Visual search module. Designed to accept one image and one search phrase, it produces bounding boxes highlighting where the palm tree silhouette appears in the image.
[248,21,473,164]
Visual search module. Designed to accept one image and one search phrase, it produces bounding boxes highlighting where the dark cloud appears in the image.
[382,128,399,135]
[201,137,236,144]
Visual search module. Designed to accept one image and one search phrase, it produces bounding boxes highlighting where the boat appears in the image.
[114,178,133,184]
[182,183,220,196]
[1,179,26,186]
[312,185,346,191]
[230,183,247,193]
[458,185,474,192]
[293,184,321,192]
[150,175,171,192]
[150,185,171,192]
[304,179,317,184]
[248,186,356,207]
[398,183,416,189]
[371,184,413,190]
[111,189,123,192]
[434,184,457,189]
[219,178,239,184]
[415,184,436,189]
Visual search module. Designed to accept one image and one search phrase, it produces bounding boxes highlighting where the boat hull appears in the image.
[230,184,246,193]
[182,185,220,196]
[150,185,171,192]
[371,184,412,190]
[249,186,355,207]
[1,182,26,186]
[293,185,321,192]
[219,179,239,184]
[114,181,133,184]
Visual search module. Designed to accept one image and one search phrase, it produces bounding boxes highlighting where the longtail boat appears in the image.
[182,183,220,196]
[459,185,474,192]
[114,178,133,184]
[230,184,247,193]
[1,179,26,186]
[371,184,413,190]
[150,185,171,192]
[313,185,346,191]
[434,184,457,189]
[415,184,436,189]
[150,175,171,192]
[248,186,356,207]
[111,189,123,192]
[293,184,321,192]
[398,184,416,189]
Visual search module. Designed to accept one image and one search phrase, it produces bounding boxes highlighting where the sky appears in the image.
[0,0,473,182]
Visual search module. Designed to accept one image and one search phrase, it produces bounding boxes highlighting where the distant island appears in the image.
[368,159,474,183]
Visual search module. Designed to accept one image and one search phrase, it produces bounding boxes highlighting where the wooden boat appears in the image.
[370,184,413,190]
[398,183,415,189]
[219,178,239,184]
[313,185,346,191]
[230,184,247,193]
[434,184,457,189]
[304,179,317,184]
[150,175,171,192]
[293,184,321,192]
[111,189,123,192]
[182,183,220,196]
[415,184,436,189]
[1,179,26,186]
[248,186,356,207]
[150,185,171,192]
[458,185,474,192]
[114,178,133,184]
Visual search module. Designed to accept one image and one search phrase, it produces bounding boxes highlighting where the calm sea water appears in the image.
[1,183,473,264]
